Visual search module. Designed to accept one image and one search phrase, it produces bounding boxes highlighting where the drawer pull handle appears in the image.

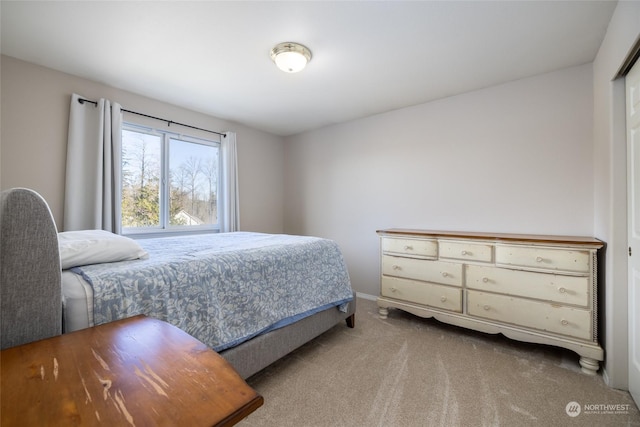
[482,277,489,283]
[440,296,447,302]
[461,250,468,256]
[483,305,491,311]
[442,272,448,277]
[392,265,401,270]
[558,287,566,294]
[536,256,544,263]
[404,245,413,251]
[561,319,569,326]
[390,287,397,293]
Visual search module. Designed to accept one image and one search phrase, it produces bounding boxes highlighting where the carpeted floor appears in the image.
[239,298,640,427]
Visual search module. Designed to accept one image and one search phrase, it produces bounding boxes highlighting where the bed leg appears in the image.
[345,314,355,328]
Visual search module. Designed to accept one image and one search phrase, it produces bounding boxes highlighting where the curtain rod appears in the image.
[77,97,225,137]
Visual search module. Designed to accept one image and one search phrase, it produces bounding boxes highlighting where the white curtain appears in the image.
[64,93,122,233]
[221,131,240,232]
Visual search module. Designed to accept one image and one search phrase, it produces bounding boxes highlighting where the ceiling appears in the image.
[1,1,617,137]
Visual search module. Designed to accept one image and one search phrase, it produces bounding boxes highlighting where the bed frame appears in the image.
[0,188,356,378]
[222,297,355,378]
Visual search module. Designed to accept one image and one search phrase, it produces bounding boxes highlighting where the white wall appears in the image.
[592,0,640,389]
[0,55,285,233]
[284,64,594,301]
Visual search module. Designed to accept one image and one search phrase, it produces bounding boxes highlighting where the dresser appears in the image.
[377,229,604,374]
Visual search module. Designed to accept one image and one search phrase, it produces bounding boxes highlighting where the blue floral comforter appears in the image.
[74,232,353,351]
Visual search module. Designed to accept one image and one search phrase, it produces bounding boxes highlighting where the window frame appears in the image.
[121,122,222,238]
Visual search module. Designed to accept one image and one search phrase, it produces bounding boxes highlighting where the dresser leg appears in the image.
[378,307,389,319]
[579,357,600,375]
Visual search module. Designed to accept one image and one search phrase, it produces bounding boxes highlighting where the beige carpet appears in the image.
[240,298,640,427]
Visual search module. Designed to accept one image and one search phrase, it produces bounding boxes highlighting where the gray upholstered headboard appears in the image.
[0,188,62,349]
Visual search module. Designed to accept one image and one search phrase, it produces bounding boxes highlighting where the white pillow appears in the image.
[58,229,148,269]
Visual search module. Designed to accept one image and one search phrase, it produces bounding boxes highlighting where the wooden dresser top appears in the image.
[1,315,263,427]
[377,228,604,248]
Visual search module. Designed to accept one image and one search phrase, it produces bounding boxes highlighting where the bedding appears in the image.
[64,232,354,352]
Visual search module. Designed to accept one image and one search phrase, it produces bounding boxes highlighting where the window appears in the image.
[121,125,221,235]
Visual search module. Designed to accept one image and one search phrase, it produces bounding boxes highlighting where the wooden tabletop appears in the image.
[1,315,263,426]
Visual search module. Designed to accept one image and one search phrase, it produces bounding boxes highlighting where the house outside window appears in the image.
[121,124,221,235]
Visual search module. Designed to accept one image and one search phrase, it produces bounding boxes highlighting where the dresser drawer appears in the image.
[439,240,493,263]
[382,255,462,286]
[495,244,591,273]
[465,265,590,307]
[381,276,462,312]
[467,290,592,340]
[382,237,437,258]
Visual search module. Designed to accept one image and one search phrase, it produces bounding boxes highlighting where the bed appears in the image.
[1,188,356,379]
[61,231,356,378]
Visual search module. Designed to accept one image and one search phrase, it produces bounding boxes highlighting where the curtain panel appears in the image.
[221,132,240,232]
[64,94,122,233]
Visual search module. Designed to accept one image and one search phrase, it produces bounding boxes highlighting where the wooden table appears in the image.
[1,315,263,426]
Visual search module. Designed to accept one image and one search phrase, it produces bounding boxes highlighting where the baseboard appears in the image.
[356,292,378,301]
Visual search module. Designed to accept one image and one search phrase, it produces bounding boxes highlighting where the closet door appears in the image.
[626,56,640,407]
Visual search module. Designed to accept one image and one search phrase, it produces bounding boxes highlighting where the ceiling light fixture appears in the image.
[270,42,312,73]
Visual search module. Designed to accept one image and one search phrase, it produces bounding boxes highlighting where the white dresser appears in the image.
[377,229,604,374]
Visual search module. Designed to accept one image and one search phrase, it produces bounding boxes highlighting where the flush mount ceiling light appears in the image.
[270,42,312,73]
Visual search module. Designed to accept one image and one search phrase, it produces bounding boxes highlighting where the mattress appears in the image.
[61,271,93,333]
